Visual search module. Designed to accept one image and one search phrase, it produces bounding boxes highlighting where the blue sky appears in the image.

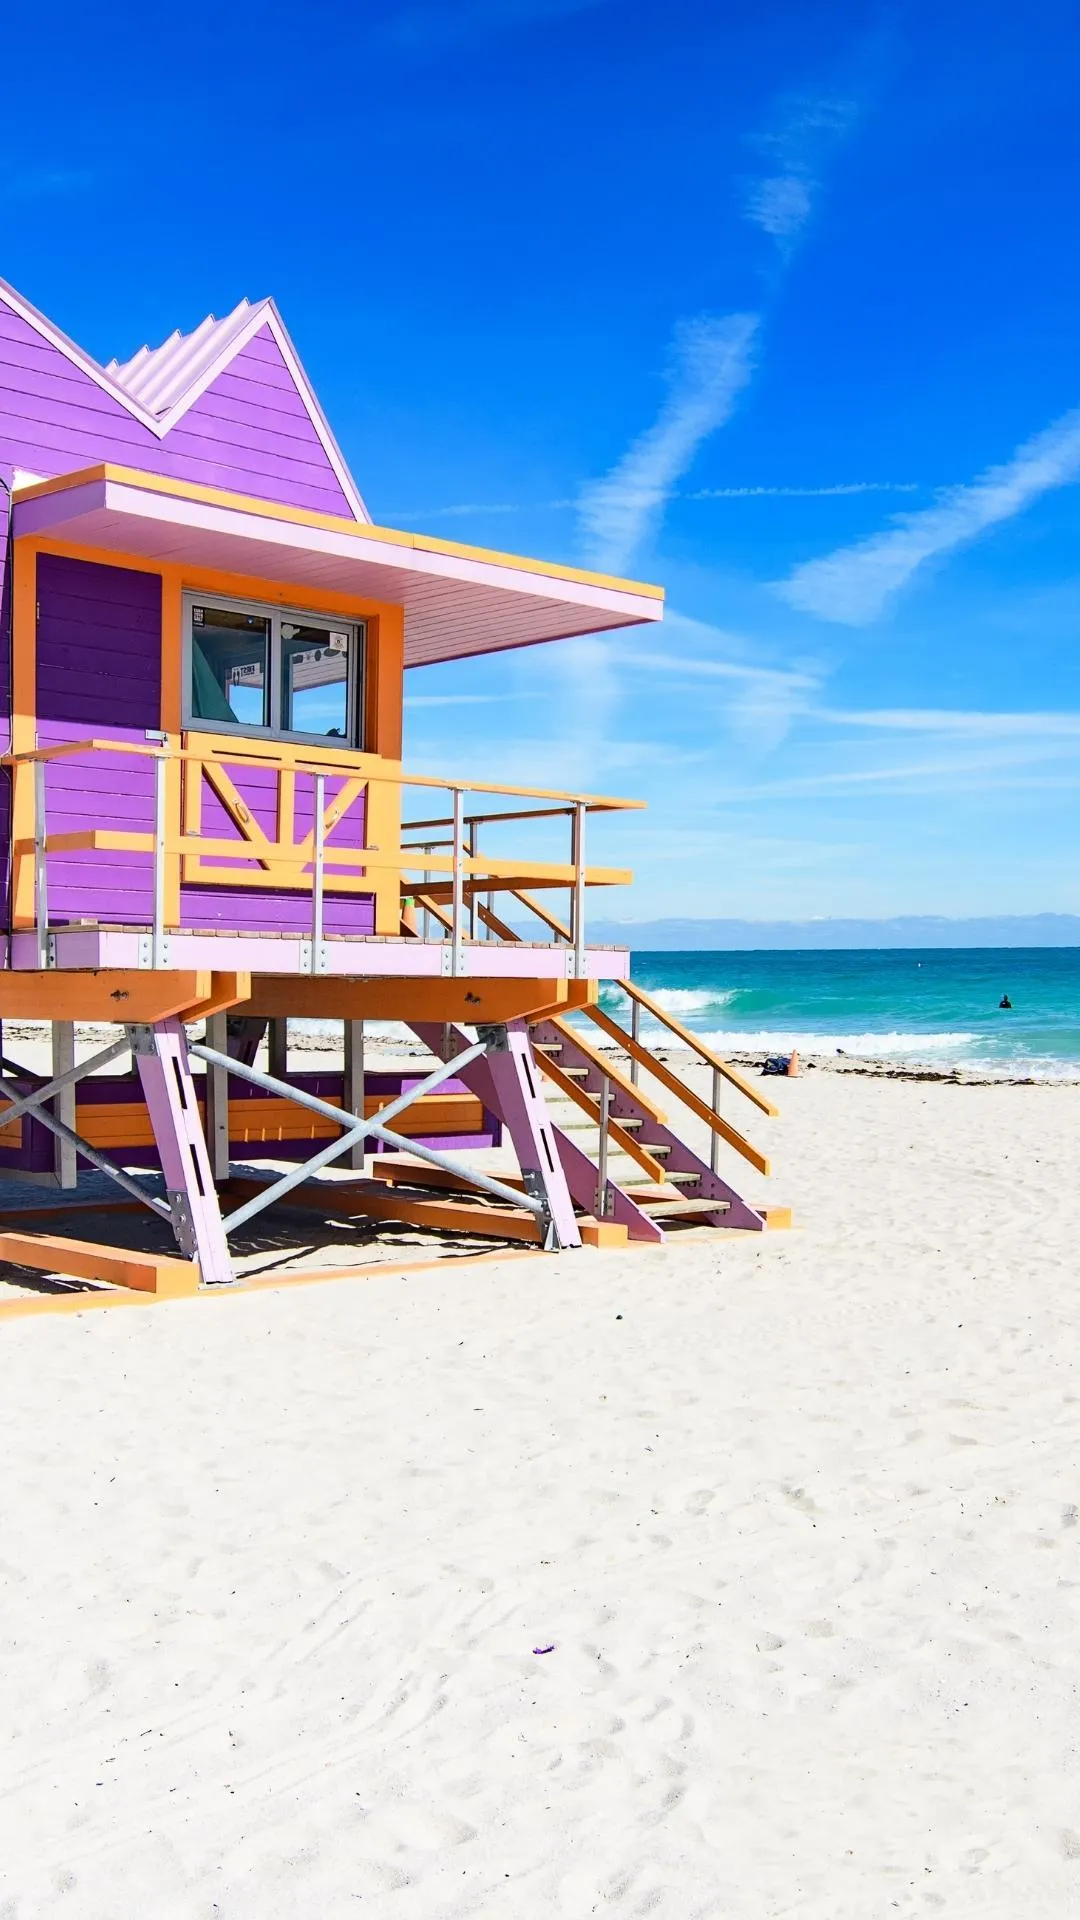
[5,0,1080,920]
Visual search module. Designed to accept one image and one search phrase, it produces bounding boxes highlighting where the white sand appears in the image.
[3,1068,1080,1915]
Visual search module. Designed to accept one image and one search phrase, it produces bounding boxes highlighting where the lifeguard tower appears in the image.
[0,277,781,1297]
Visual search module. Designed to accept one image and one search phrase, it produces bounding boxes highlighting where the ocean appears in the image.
[602,948,1080,1077]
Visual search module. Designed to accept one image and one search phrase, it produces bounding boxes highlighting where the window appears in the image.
[186,595,363,745]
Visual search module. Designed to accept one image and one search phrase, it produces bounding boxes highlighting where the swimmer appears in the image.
[999,993,1012,1010]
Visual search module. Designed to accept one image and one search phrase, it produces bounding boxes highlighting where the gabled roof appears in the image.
[0,275,369,522]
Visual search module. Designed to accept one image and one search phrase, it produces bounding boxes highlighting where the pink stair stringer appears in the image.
[530,1017,766,1233]
[552,1123,663,1243]
[408,1018,581,1250]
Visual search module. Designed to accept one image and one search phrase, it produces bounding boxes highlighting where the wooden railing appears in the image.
[469,887,779,1172]
[4,737,642,971]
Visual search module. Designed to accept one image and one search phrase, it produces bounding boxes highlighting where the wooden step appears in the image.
[637,1197,731,1218]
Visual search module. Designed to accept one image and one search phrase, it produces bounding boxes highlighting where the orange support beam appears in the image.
[246,975,594,1024]
[0,1231,199,1296]
[0,971,248,1024]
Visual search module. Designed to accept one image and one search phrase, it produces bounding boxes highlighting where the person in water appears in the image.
[999,993,1012,1010]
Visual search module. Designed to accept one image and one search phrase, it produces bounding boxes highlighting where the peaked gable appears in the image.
[0,277,368,521]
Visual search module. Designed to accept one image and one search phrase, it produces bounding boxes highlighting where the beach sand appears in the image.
[2,1062,1080,1915]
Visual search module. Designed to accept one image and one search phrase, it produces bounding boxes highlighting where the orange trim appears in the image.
[245,976,588,1023]
[10,542,37,925]
[0,971,225,1023]
[15,463,665,601]
[366,606,404,759]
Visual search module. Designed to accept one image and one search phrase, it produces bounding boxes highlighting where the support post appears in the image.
[595,1072,611,1218]
[570,801,586,977]
[447,1019,582,1250]
[343,1018,366,1171]
[710,1065,721,1176]
[204,1011,231,1183]
[269,1017,289,1080]
[311,771,326,973]
[51,1021,77,1190]
[33,758,49,968]
[152,751,167,969]
[451,788,465,976]
[467,820,478,940]
[131,1019,233,1285]
[225,1015,268,1068]
[630,996,641,1085]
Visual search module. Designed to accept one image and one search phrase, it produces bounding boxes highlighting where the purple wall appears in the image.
[0,298,355,517]
[35,554,163,925]
[29,552,376,934]
[0,293,359,764]
[0,286,379,937]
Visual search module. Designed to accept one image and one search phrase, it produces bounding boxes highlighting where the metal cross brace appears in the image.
[0,1036,130,1131]
[191,1039,545,1234]
[0,1040,173,1220]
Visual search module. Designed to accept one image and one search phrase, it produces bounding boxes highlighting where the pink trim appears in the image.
[12,929,629,979]
[13,476,663,666]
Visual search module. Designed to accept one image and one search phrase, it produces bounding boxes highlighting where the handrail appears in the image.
[614,982,779,1118]
[9,737,640,965]
[3,739,644,812]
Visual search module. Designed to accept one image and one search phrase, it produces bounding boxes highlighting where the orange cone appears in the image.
[786,1049,800,1077]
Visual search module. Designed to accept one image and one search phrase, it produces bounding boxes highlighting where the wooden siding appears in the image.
[0,298,359,750]
[35,554,163,925]
[0,299,354,516]
[29,553,377,935]
[158,329,354,516]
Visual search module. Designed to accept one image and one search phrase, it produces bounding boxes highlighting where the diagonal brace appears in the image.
[0,1036,130,1132]
[0,1070,172,1219]
[191,1040,543,1233]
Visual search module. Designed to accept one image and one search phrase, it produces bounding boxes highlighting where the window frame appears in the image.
[182,590,366,748]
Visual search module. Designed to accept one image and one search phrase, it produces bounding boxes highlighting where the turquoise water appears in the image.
[599,949,1080,1076]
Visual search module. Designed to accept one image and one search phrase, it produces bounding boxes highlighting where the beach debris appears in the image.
[763,1054,794,1075]
[532,1644,556,1655]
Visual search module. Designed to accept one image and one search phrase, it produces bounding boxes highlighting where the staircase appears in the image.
[402,883,788,1245]
[528,986,780,1238]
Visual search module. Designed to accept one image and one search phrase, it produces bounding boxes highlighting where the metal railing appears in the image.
[6,737,642,971]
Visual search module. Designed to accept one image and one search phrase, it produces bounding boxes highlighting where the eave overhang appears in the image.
[12,466,664,667]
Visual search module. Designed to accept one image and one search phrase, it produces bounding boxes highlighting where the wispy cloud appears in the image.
[688,481,919,500]
[612,611,819,751]
[577,314,758,573]
[384,0,607,48]
[404,692,520,707]
[775,408,1080,624]
[390,482,919,521]
[742,93,858,255]
[707,740,1080,804]
[817,706,1080,737]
